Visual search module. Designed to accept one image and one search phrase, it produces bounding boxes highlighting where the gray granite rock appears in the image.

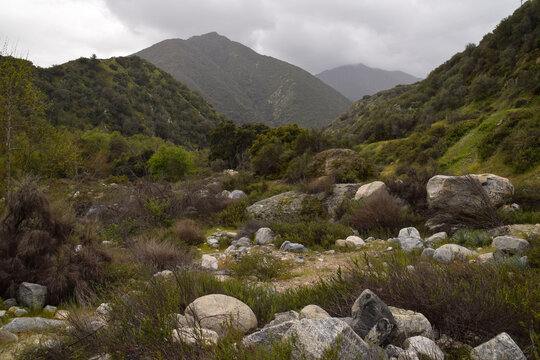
[1,317,66,332]
[470,332,526,360]
[351,289,397,344]
[242,320,296,347]
[17,282,47,310]
[491,236,530,255]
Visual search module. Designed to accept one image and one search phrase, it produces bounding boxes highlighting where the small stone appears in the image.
[229,190,247,200]
[421,248,435,259]
[345,235,366,248]
[255,228,274,245]
[3,298,17,308]
[201,254,219,270]
[54,310,71,320]
[294,257,305,263]
[153,270,174,278]
[14,308,28,317]
[299,304,331,319]
[0,329,18,344]
[236,237,252,247]
[43,305,57,314]
[75,244,83,252]
[280,241,307,253]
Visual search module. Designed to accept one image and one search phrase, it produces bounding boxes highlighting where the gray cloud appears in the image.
[1,0,520,77]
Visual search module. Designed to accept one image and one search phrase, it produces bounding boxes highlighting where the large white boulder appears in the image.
[255,227,274,245]
[470,332,526,360]
[354,181,389,201]
[433,244,475,263]
[184,294,257,336]
[491,236,530,255]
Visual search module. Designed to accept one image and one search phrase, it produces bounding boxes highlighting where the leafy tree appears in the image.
[147,145,194,182]
[0,51,46,197]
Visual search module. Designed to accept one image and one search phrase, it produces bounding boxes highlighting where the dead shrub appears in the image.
[347,191,413,233]
[0,182,109,304]
[172,219,205,246]
[305,175,335,194]
[131,238,193,271]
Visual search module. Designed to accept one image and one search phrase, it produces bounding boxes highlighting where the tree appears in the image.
[147,145,194,182]
[0,48,45,198]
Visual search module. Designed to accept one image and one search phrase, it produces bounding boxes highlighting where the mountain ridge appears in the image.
[135,32,352,128]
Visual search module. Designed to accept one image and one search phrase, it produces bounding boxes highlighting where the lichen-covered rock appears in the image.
[354,181,389,201]
[299,304,331,319]
[264,310,299,328]
[247,191,308,221]
[323,183,361,219]
[389,307,433,346]
[427,174,514,211]
[470,332,525,360]
[351,289,397,344]
[17,282,47,310]
[242,320,296,347]
[284,318,385,360]
[491,236,530,255]
[0,317,66,333]
[280,241,307,253]
[184,294,257,336]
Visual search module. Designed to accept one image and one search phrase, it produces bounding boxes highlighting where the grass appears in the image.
[229,253,292,282]
[270,220,353,249]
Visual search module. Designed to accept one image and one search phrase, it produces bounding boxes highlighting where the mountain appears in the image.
[35,55,226,148]
[135,32,352,128]
[316,63,421,101]
[325,0,540,178]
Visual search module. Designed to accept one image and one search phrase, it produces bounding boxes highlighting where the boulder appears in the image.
[323,183,361,219]
[264,310,299,328]
[172,327,219,346]
[247,191,308,221]
[335,239,349,247]
[184,294,257,336]
[299,305,331,319]
[345,236,366,248]
[0,317,66,333]
[398,227,421,239]
[284,318,385,360]
[403,336,444,360]
[491,236,530,255]
[229,190,247,200]
[255,227,274,245]
[470,332,525,360]
[427,174,514,211]
[0,329,18,344]
[425,232,447,244]
[389,307,433,346]
[393,237,424,252]
[280,241,307,253]
[3,298,17,308]
[16,282,47,310]
[354,181,389,201]
[201,254,218,270]
[242,320,296,347]
[433,244,475,263]
[14,308,28,317]
[351,289,397,344]
[235,237,252,248]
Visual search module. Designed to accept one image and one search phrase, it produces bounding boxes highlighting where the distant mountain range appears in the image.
[135,32,352,128]
[316,64,421,101]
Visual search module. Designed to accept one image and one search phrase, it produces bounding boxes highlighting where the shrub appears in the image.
[215,200,249,228]
[236,219,269,239]
[304,175,335,194]
[346,191,416,235]
[451,230,491,247]
[271,221,353,249]
[131,238,193,271]
[0,182,109,304]
[229,253,291,281]
[172,219,205,246]
[147,144,195,182]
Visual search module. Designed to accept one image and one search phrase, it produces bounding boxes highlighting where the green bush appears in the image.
[271,221,353,249]
[215,200,249,228]
[451,230,491,247]
[147,144,195,182]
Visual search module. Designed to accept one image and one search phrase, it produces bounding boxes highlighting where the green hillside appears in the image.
[35,55,226,148]
[135,32,352,128]
[326,0,540,179]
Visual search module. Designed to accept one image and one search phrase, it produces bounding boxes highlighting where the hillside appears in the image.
[316,63,421,101]
[35,55,226,148]
[135,32,352,128]
[325,0,540,179]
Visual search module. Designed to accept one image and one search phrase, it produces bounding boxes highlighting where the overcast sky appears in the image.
[1,0,521,77]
